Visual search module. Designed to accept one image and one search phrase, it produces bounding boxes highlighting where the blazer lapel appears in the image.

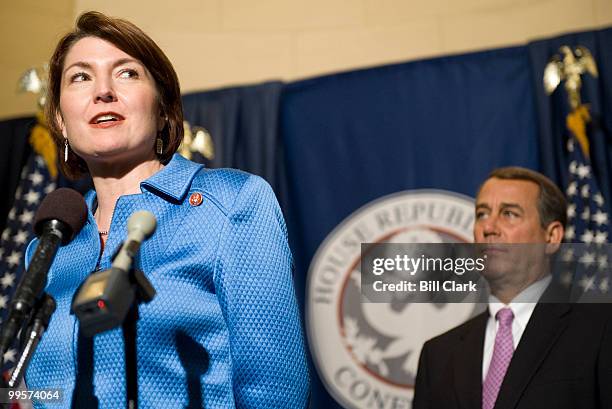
[494,303,571,409]
[454,312,488,409]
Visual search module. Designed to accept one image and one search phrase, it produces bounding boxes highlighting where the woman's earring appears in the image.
[64,138,69,162]
[156,135,163,155]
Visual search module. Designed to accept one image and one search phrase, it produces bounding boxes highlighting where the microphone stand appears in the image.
[72,249,156,409]
[0,293,56,409]
[123,302,138,409]
[8,293,56,388]
[122,268,155,409]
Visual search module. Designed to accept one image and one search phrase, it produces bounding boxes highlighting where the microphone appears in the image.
[8,293,56,388]
[72,211,157,337]
[111,210,157,273]
[0,188,87,358]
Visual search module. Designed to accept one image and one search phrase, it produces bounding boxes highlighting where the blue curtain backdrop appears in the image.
[182,81,285,191]
[0,117,34,233]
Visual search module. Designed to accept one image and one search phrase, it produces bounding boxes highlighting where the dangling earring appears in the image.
[156,135,164,155]
[64,137,69,162]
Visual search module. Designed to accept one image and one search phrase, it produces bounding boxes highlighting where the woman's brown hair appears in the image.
[46,11,184,179]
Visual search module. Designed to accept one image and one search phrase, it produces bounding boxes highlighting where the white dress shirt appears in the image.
[482,275,552,380]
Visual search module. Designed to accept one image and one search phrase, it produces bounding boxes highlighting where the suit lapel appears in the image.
[454,312,488,409]
[494,303,571,409]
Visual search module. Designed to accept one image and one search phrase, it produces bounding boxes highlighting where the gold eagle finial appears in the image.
[544,45,598,110]
[17,64,58,178]
[180,121,215,161]
[18,64,49,110]
[544,46,598,157]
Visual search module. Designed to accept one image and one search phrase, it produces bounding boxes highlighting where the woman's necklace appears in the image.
[95,209,109,236]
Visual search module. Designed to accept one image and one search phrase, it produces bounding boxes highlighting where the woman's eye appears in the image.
[70,72,90,82]
[119,69,139,79]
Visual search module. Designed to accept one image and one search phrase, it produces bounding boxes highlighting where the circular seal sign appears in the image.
[307,190,481,408]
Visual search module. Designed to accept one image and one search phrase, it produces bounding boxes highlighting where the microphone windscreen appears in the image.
[127,210,157,238]
[34,188,88,241]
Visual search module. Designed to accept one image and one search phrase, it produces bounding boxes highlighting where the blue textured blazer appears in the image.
[25,154,310,408]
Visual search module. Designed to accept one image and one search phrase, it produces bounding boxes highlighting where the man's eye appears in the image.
[475,212,488,220]
[503,210,518,218]
[70,72,90,82]
[119,69,139,79]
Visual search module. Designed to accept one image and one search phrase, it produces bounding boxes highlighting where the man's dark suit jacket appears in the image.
[412,302,612,409]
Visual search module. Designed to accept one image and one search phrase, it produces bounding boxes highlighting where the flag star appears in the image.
[560,270,573,287]
[561,248,574,262]
[24,190,41,205]
[599,255,609,269]
[35,156,45,167]
[567,138,575,152]
[19,210,34,224]
[577,164,591,179]
[44,183,55,194]
[6,251,21,267]
[599,277,609,294]
[592,211,609,226]
[1,229,9,242]
[13,230,28,245]
[8,208,16,220]
[581,185,590,198]
[29,170,44,186]
[569,161,578,174]
[565,225,576,240]
[579,275,596,292]
[567,204,576,219]
[594,193,605,207]
[566,182,578,197]
[581,208,591,221]
[578,251,596,267]
[0,295,8,310]
[594,231,608,245]
[580,230,594,244]
[3,348,16,363]
[0,273,16,288]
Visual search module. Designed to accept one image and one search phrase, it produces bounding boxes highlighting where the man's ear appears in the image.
[544,220,564,254]
[546,221,564,244]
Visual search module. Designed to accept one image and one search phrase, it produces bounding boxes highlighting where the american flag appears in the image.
[0,153,55,390]
[561,130,610,298]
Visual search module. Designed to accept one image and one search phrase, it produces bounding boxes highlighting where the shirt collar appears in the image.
[139,153,204,202]
[488,275,552,323]
[85,153,204,208]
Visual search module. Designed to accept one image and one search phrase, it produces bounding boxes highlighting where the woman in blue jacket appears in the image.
[25,11,309,408]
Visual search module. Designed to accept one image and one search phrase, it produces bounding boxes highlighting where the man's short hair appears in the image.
[479,167,567,229]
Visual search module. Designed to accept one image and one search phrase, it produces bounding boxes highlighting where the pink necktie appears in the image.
[482,308,515,409]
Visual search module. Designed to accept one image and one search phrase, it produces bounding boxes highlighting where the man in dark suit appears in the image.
[413,167,612,409]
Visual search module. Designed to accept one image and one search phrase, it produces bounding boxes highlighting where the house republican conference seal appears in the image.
[306,190,482,408]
